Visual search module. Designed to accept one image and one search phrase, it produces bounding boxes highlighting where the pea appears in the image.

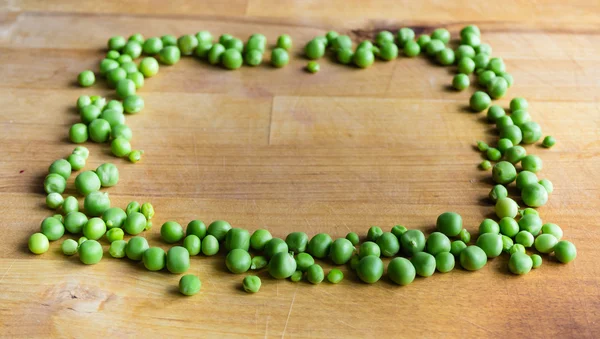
[161,35,177,47]
[251,255,268,270]
[221,49,243,70]
[538,179,554,195]
[435,252,455,273]
[245,49,263,66]
[365,226,382,242]
[44,173,66,194]
[69,123,89,143]
[379,42,398,61]
[518,214,543,236]
[516,171,538,190]
[242,275,261,293]
[410,252,436,277]
[504,146,527,164]
[357,255,384,283]
[486,148,501,161]
[478,70,496,87]
[509,244,526,255]
[108,36,126,51]
[460,246,487,271]
[416,34,430,48]
[186,220,207,239]
[353,48,374,68]
[488,77,508,99]
[142,37,163,55]
[489,184,508,202]
[326,238,353,264]
[195,31,213,44]
[143,247,166,271]
[109,240,127,258]
[207,220,231,242]
[268,252,296,279]
[486,105,506,123]
[111,124,132,140]
[128,150,143,163]
[396,28,415,47]
[306,264,324,284]
[349,254,360,270]
[376,232,400,257]
[359,241,381,258]
[385,257,415,286]
[403,41,421,57]
[495,197,519,219]
[325,31,339,45]
[159,46,181,65]
[178,34,198,55]
[554,240,576,263]
[400,229,426,256]
[425,232,451,256]
[436,212,463,237]
[29,233,50,254]
[453,74,470,91]
[225,228,250,251]
[332,35,352,51]
[337,48,354,64]
[201,235,220,256]
[436,48,455,65]
[499,217,519,237]
[46,193,64,210]
[521,155,543,173]
[61,238,78,256]
[496,116,514,131]
[391,225,407,239]
[492,161,517,185]
[271,48,289,67]
[285,232,309,253]
[534,234,558,254]
[225,249,252,274]
[183,235,201,256]
[521,183,548,207]
[123,212,147,235]
[161,221,184,244]
[510,110,531,127]
[479,219,500,235]
[326,268,344,284]
[542,136,556,148]
[179,274,202,296]
[541,223,563,240]
[473,53,489,69]
[307,233,332,259]
[425,39,445,56]
[290,270,303,282]
[508,252,532,275]
[82,217,106,240]
[459,229,471,244]
[106,228,124,243]
[166,246,190,274]
[510,97,529,112]
[250,229,272,251]
[531,254,542,268]
[345,232,360,246]
[476,233,503,258]
[79,240,103,264]
[64,211,88,234]
[295,252,315,271]
[520,121,542,144]
[450,240,467,257]
[515,231,534,248]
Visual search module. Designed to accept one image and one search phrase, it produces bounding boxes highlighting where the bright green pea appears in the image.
[182,235,200,256]
[62,196,78,215]
[195,31,213,44]
[515,230,534,248]
[426,232,451,256]
[534,234,558,254]
[285,232,308,253]
[327,268,344,284]
[455,45,476,59]
[436,212,462,237]
[120,61,138,74]
[142,37,163,55]
[207,43,225,65]
[107,67,127,88]
[306,264,324,284]
[403,41,421,57]
[159,46,181,65]
[123,212,147,235]
[46,192,64,209]
[521,155,543,173]
[108,36,126,51]
[123,95,144,114]
[74,171,100,195]
[179,274,202,296]
[379,42,398,61]
[486,105,506,123]
[251,255,268,270]
[391,225,407,239]
[488,185,507,203]
[195,42,213,59]
[295,252,314,271]
[457,57,476,75]
[268,252,296,279]
[520,121,542,144]
[479,219,499,235]
[184,220,206,240]
[28,233,49,254]
[126,201,140,215]
[111,137,131,157]
[64,211,88,234]
[508,252,532,275]
[337,48,354,64]
[111,124,132,140]
[511,109,530,127]
[61,238,78,255]
[44,173,66,194]
[221,48,243,70]
[79,240,103,264]
[473,52,489,69]
[435,252,455,273]
[226,249,252,274]
[106,228,124,243]
[425,39,445,56]
[492,161,517,185]
[518,214,543,235]
[143,247,166,271]
[396,28,415,47]
[245,49,263,66]
[332,35,352,51]
[542,136,556,148]
[88,119,112,143]
[486,148,501,161]
[82,217,106,240]
[166,246,190,273]
[554,240,576,263]
[521,183,548,207]
[416,34,430,48]
[480,160,492,170]
[516,171,538,190]
[504,146,527,164]
[207,220,231,242]
[411,252,436,277]
[307,233,332,259]
[65,154,85,172]
[495,115,514,131]
[499,217,519,237]
[116,54,133,64]
[510,97,529,112]
[139,57,159,77]
[387,257,415,286]
[459,229,471,244]
[95,163,119,187]
[469,91,491,112]
[161,221,184,243]
[531,254,542,268]
[40,216,65,241]
[325,31,339,45]
[225,228,251,251]
[264,238,288,258]
[375,232,399,257]
[78,70,95,87]
[243,275,261,293]
[276,34,292,50]
[77,95,92,110]
[250,229,272,251]
[353,48,374,68]
[160,35,177,47]
[487,77,508,99]
[83,191,111,217]
[541,223,562,240]
[80,105,101,124]
[177,34,198,55]
[128,150,143,163]
[495,197,519,219]
[359,241,380,258]
[271,48,289,67]
[450,240,467,257]
[109,240,127,258]
[330,238,355,264]
[201,234,220,256]
[357,255,384,283]
[497,138,513,154]
[367,226,383,241]
[126,71,145,89]
[476,233,503,258]
[436,48,455,65]
[459,245,487,271]
[345,232,359,246]
[401,229,426,256]
[453,74,470,91]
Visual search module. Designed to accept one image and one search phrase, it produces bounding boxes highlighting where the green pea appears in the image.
[476,43,492,55]
[345,232,360,246]
[426,232,451,256]
[534,234,558,254]
[515,231,534,248]
[307,233,332,259]
[285,232,309,253]
[486,148,501,161]
[359,241,380,258]
[531,254,542,268]
[306,264,325,284]
[499,217,519,237]
[251,255,268,270]
[88,118,112,143]
[28,233,49,254]
[492,161,517,185]
[459,245,487,271]
[195,31,213,44]
[508,252,532,275]
[177,34,198,55]
[109,240,127,258]
[116,54,133,65]
[450,240,467,257]
[105,228,124,243]
[184,220,206,240]
[295,252,314,271]
[138,57,159,78]
[159,46,181,65]
[46,193,64,209]
[195,42,214,59]
[473,53,489,69]
[245,49,263,67]
[290,270,303,282]
[225,228,251,251]
[44,173,66,194]
[542,136,556,148]
[271,48,289,67]
[541,223,562,240]
[385,257,414,286]
[395,28,414,47]
[357,255,384,283]
[166,246,190,274]
[353,48,374,68]
[48,159,71,180]
[391,225,407,239]
[504,146,526,164]
[461,31,480,47]
[82,217,106,240]
[268,252,296,279]
[69,123,89,143]
[509,243,526,255]
[206,43,225,65]
[469,91,491,112]
[123,212,147,235]
[219,34,234,45]
[510,97,529,112]
[378,42,398,61]
[410,252,436,277]
[326,268,344,284]
[497,138,513,154]
[455,45,476,60]
[64,211,88,234]
[480,160,492,170]
[477,140,489,151]
[400,229,426,256]
[459,229,471,244]
[161,35,177,47]
[123,95,144,114]
[106,67,127,88]
[452,74,470,91]
[93,163,118,188]
[436,212,463,237]
[207,220,231,242]
[487,77,508,99]
[478,70,496,87]
[518,214,542,236]
[139,202,154,221]
[521,183,548,207]
[336,48,354,64]
[201,235,220,256]
[108,36,126,51]
[495,197,519,219]
[416,34,430,48]
[242,275,261,293]
[520,121,542,144]
[83,191,110,217]
[554,240,576,263]
[500,235,513,253]
[77,95,92,111]
[332,35,352,51]
[142,37,163,55]
[221,48,243,70]
[126,201,140,215]
[61,239,78,256]
[77,70,95,87]
[264,238,288,258]
[250,229,272,251]
[179,274,202,296]
[375,232,400,257]
[476,233,503,258]
[515,171,538,191]
[403,40,421,57]
[325,31,339,45]
[274,34,292,50]
[111,124,132,140]
[65,154,85,172]
[479,219,499,235]
[183,235,201,255]
[161,221,184,243]
[143,247,166,271]
[425,39,445,56]
[367,226,383,242]
[226,249,252,274]
[124,236,148,261]
[79,240,103,264]
[495,115,514,131]
[329,238,355,264]
[128,150,143,163]
[521,155,543,173]
[486,105,506,123]
[40,217,64,241]
[435,252,455,273]
[436,48,455,65]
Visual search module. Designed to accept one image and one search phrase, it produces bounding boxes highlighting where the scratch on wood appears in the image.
[281,288,298,339]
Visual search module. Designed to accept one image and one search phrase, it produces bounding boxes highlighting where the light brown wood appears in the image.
[1,2,600,338]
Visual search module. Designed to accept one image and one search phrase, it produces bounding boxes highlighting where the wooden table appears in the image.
[1,1,599,337]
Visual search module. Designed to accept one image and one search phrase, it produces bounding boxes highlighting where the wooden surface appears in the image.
[1,1,600,338]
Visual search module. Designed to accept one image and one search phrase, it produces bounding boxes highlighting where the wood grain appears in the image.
[1,2,600,338]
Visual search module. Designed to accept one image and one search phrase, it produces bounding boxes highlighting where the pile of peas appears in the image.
[29,25,576,296]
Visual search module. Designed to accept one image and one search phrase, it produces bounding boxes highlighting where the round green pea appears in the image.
[249,229,272,251]
[179,274,202,296]
[66,154,85,171]
[123,212,147,235]
[488,77,508,99]
[207,43,225,65]
[245,49,263,66]
[95,163,119,187]
[435,252,455,273]
[295,252,314,271]
[177,34,198,55]
[489,184,508,202]
[345,232,359,246]
[337,48,354,64]
[497,138,513,154]
[504,146,527,164]
[516,171,538,190]
[353,48,374,68]
[48,159,71,180]
[541,223,562,240]
[531,254,542,268]
[469,91,491,112]
[492,161,517,185]
[436,212,462,237]
[82,217,106,240]
[276,34,292,50]
[460,245,487,271]
[264,238,288,258]
[183,235,201,256]
[251,256,268,270]
[159,46,181,65]
[403,41,421,57]
[391,225,407,239]
[330,238,355,264]
[125,236,149,261]
[425,39,445,56]
[185,220,207,239]
[534,234,558,254]
[161,221,184,244]
[510,97,529,112]
[207,220,231,242]
[46,192,64,209]
[271,48,289,67]
[450,240,467,257]
[102,207,126,229]
[78,70,95,87]
[479,219,500,235]
[379,42,398,61]
[201,235,220,256]
[111,124,132,140]
[44,173,66,194]
[401,229,426,256]
[166,246,190,274]
[268,252,296,279]
[359,241,380,258]
[520,121,542,144]
[221,48,243,70]
[225,228,251,251]
[142,37,163,55]
[83,191,110,217]
[61,238,78,255]
[508,252,532,275]
[542,136,556,148]
[476,233,503,258]
[139,57,159,77]
[106,228,124,243]
[29,233,49,254]
[242,275,261,293]
[327,268,344,284]
[554,240,576,264]
[452,74,470,91]
[375,232,400,257]
[69,123,89,143]
[78,239,103,264]
[426,232,451,256]
[88,118,112,143]
[410,252,436,277]
[285,232,309,253]
[307,233,332,259]
[499,217,519,237]
[495,197,519,219]
[387,257,415,286]
[306,264,325,284]
[521,183,548,207]
[226,249,252,274]
[143,247,166,271]
[64,211,87,234]
[515,231,534,248]
[123,95,144,114]
[109,240,127,258]
[40,217,64,241]
[357,255,384,283]
[436,48,455,65]
[456,45,476,59]
[487,105,506,123]
[396,28,415,47]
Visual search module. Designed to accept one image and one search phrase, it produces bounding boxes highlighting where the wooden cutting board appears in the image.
[1,1,599,337]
